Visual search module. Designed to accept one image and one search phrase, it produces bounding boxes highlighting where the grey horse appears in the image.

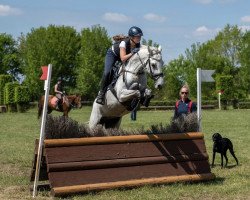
[89,45,164,129]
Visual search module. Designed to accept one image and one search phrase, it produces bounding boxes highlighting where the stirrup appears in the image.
[96,97,105,105]
[96,91,105,105]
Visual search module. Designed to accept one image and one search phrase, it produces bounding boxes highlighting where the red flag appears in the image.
[40,66,48,80]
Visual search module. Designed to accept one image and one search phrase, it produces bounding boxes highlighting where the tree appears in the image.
[0,33,20,79]
[240,31,250,95]
[76,25,111,100]
[19,25,81,99]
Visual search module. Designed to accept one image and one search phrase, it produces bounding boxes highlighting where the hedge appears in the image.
[15,86,30,103]
[0,74,12,105]
[4,82,19,112]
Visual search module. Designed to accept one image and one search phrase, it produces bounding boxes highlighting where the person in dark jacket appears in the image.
[95,26,143,105]
[174,85,197,119]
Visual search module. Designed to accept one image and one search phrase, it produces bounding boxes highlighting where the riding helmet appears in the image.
[128,26,143,37]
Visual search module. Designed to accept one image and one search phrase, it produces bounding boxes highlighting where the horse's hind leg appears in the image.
[89,106,102,129]
[38,105,43,119]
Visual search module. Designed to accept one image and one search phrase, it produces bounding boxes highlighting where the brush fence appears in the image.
[30,132,215,197]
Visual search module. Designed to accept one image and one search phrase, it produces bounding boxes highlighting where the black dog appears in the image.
[212,133,239,168]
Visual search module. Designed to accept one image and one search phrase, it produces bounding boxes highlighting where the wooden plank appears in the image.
[45,139,207,164]
[30,140,48,181]
[44,132,204,147]
[51,173,215,196]
[47,153,208,172]
[48,160,211,188]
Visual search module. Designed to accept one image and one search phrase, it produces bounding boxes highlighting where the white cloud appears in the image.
[193,26,219,36]
[194,26,209,36]
[193,0,213,4]
[102,12,130,23]
[144,13,166,23]
[0,4,22,16]
[241,16,250,23]
[239,25,250,32]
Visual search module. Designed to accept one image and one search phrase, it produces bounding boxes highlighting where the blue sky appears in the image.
[1,0,250,63]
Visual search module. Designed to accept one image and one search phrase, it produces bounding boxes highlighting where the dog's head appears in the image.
[212,132,222,142]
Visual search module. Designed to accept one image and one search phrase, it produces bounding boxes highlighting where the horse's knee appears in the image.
[119,89,140,102]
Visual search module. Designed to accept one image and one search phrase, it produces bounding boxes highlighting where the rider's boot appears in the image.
[96,73,110,105]
[55,99,61,110]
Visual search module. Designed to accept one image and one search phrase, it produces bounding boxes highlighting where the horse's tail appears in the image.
[38,97,43,119]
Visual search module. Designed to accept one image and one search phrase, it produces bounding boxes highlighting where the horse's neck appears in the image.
[67,95,75,103]
[125,51,148,74]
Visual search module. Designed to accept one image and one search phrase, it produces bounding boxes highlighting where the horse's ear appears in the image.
[147,45,153,56]
[158,45,162,52]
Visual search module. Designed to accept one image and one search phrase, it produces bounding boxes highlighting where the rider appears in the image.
[54,77,64,109]
[95,26,143,105]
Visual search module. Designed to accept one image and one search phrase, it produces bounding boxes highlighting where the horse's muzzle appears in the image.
[156,84,163,90]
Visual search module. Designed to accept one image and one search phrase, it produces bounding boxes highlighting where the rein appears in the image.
[124,48,163,81]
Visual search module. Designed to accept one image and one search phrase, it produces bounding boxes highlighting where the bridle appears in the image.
[123,47,164,81]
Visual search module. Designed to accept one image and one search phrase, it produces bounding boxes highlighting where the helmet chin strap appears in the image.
[130,38,137,45]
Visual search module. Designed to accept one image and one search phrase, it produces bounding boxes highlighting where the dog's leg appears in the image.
[229,148,239,165]
[211,152,216,167]
[224,152,228,167]
[220,153,224,168]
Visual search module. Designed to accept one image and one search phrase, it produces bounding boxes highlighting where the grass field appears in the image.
[0,107,250,200]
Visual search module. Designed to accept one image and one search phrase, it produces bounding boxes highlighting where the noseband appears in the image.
[137,50,163,81]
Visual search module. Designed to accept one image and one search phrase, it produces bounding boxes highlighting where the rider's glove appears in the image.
[131,48,140,54]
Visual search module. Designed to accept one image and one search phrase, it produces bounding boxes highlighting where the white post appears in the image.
[32,64,52,197]
[197,68,202,132]
[218,92,221,110]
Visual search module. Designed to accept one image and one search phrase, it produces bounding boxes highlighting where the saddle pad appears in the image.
[50,96,58,108]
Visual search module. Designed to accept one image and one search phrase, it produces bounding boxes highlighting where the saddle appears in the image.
[50,96,68,110]
[109,61,122,88]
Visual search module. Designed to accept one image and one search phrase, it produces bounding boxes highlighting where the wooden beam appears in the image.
[48,153,208,172]
[51,173,215,196]
[44,132,204,147]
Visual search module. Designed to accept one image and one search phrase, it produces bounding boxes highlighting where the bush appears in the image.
[15,86,30,112]
[0,74,12,105]
[4,82,19,112]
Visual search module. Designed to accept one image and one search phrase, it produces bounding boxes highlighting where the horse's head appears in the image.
[145,45,164,89]
[72,95,82,109]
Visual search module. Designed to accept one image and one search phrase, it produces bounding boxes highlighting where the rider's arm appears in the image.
[119,41,133,63]
[120,47,133,63]
[54,84,62,94]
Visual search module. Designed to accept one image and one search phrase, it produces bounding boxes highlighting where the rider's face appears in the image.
[132,36,141,44]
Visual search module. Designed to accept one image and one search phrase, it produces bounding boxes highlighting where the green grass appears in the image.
[0,107,250,199]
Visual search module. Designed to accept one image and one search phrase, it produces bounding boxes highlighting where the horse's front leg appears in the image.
[63,110,68,117]
[141,88,154,107]
[119,89,141,102]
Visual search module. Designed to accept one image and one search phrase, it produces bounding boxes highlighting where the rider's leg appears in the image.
[55,99,61,110]
[55,94,62,110]
[96,49,117,105]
